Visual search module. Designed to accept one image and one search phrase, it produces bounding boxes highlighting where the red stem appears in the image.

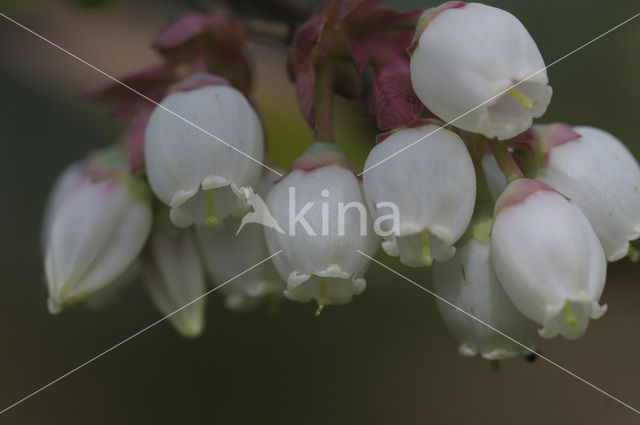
[313,59,335,142]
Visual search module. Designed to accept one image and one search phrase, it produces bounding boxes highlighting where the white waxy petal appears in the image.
[196,170,286,310]
[490,179,607,340]
[45,178,152,312]
[143,231,206,338]
[535,125,640,261]
[264,164,380,306]
[284,275,367,306]
[144,83,263,227]
[363,124,475,266]
[196,217,285,311]
[410,3,552,140]
[434,238,537,360]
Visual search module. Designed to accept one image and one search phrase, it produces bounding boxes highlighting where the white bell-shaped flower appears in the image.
[144,74,264,228]
[142,230,206,338]
[264,144,380,311]
[45,173,152,313]
[490,178,607,340]
[363,124,476,266]
[196,171,285,311]
[409,2,552,140]
[534,124,640,261]
[434,235,537,360]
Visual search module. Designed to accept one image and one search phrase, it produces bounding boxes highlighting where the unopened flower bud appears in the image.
[43,161,141,310]
[143,231,206,338]
[44,156,152,313]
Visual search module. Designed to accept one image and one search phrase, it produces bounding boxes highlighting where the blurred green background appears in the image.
[1,0,640,423]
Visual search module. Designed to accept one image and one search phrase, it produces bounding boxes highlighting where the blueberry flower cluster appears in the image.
[403,2,640,351]
[42,11,280,337]
[41,0,640,361]
[401,2,640,354]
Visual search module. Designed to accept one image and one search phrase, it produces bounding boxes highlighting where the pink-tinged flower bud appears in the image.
[44,167,152,314]
[144,74,264,228]
[409,3,552,140]
[44,168,141,311]
[434,236,537,360]
[196,171,285,311]
[534,124,640,261]
[264,143,380,311]
[142,231,206,338]
[363,124,476,266]
[490,179,607,340]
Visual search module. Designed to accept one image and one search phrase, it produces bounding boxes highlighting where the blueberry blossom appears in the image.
[42,161,140,309]
[144,73,264,228]
[196,171,286,311]
[143,230,206,338]
[433,209,537,360]
[363,123,476,266]
[409,2,552,140]
[44,151,152,313]
[264,143,380,312]
[534,124,640,261]
[490,179,607,340]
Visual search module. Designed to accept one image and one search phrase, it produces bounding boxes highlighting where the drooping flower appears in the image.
[433,214,537,360]
[534,124,640,261]
[263,143,380,311]
[196,171,285,311]
[142,230,206,338]
[144,73,264,228]
[490,178,607,340]
[363,123,476,266]
[44,151,153,313]
[409,2,552,140]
